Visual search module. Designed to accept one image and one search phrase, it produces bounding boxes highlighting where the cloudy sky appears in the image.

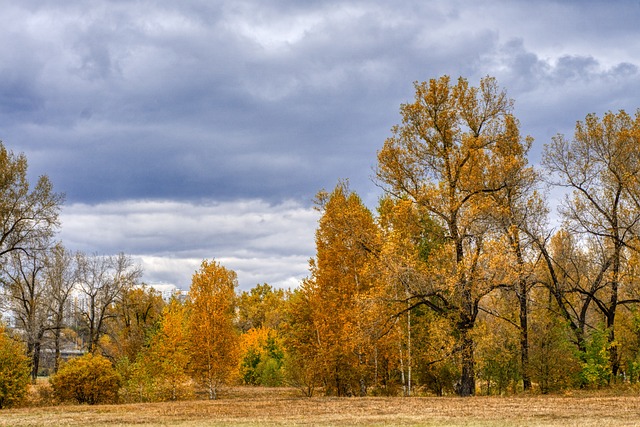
[1,1,639,291]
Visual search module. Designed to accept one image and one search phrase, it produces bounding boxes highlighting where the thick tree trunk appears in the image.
[458,326,475,396]
[31,341,41,383]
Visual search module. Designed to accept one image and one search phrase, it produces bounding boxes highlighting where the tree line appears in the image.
[2,74,640,407]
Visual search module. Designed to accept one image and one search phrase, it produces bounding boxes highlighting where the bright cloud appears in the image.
[59,199,320,290]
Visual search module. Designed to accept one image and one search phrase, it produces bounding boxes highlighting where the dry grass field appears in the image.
[2,387,640,427]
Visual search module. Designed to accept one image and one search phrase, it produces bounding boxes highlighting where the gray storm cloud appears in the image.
[1,0,639,289]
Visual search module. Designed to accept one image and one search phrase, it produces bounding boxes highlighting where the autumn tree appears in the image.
[297,183,381,396]
[483,127,542,391]
[542,110,640,378]
[237,283,288,333]
[0,142,63,381]
[121,297,192,402]
[282,285,322,396]
[0,325,30,408]
[377,196,448,395]
[105,285,165,362]
[376,75,531,396]
[188,259,239,400]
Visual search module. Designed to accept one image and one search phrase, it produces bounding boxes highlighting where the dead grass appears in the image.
[2,387,640,427]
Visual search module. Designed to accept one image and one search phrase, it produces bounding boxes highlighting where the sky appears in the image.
[1,0,639,291]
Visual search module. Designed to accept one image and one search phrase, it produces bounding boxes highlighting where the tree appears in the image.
[542,110,640,377]
[282,285,322,397]
[146,297,192,401]
[0,142,63,381]
[485,131,541,391]
[188,259,239,400]
[376,75,531,395]
[75,252,142,353]
[0,325,30,409]
[0,249,48,382]
[304,183,381,396]
[106,285,164,362]
[377,196,447,396]
[44,244,78,373]
[237,283,288,333]
[0,142,63,262]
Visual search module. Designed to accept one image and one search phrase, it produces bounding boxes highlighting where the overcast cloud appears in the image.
[1,0,639,290]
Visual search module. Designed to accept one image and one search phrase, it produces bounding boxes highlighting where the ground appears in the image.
[1,387,640,426]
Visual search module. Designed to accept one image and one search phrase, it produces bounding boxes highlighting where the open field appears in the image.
[2,387,640,427]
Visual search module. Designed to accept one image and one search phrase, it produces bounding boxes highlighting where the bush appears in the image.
[50,353,121,404]
[0,327,30,409]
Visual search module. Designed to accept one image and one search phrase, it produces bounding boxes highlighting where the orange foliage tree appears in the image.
[292,182,381,396]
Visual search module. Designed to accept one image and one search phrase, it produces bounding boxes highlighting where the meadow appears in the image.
[2,387,640,427]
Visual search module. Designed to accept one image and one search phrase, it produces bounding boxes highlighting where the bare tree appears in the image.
[1,249,49,382]
[44,244,79,372]
[75,252,142,353]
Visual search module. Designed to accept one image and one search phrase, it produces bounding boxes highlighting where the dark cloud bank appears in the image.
[1,0,639,289]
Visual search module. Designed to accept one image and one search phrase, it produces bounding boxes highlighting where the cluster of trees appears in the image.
[2,74,640,406]
[286,75,640,397]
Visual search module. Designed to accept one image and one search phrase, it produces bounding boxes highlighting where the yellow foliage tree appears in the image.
[376,75,531,396]
[303,182,381,396]
[188,259,239,400]
[139,297,193,402]
[0,326,30,408]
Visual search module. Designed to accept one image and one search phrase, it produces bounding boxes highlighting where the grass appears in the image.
[2,387,640,426]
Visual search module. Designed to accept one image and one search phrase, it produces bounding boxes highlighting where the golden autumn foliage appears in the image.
[0,326,30,409]
[286,183,383,396]
[188,259,240,400]
[376,75,533,396]
[8,75,640,409]
[145,297,193,401]
[50,353,120,405]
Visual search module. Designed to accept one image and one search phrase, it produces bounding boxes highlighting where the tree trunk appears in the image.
[518,278,531,391]
[608,244,620,378]
[458,325,475,396]
[31,341,41,383]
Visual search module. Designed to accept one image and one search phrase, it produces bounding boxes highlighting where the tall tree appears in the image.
[376,75,531,395]
[543,110,640,376]
[486,134,542,391]
[1,250,48,382]
[307,183,380,396]
[188,259,239,400]
[44,243,78,373]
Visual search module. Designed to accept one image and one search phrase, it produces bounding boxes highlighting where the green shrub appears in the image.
[50,353,121,404]
[0,327,30,409]
[579,327,612,388]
